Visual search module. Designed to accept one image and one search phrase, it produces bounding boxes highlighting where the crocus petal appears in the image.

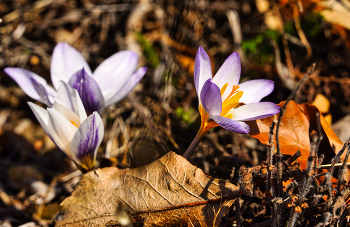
[70,112,104,171]
[93,50,138,101]
[4,68,56,105]
[51,42,92,89]
[47,108,78,156]
[55,81,87,122]
[200,79,222,116]
[238,79,275,104]
[68,68,105,114]
[53,100,82,128]
[28,102,51,136]
[228,102,280,121]
[30,77,53,106]
[209,115,249,134]
[212,52,241,100]
[104,67,147,107]
[194,47,212,100]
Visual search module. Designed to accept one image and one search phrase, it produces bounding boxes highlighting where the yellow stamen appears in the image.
[220,83,229,96]
[221,91,243,116]
[225,113,233,119]
[223,85,240,103]
[198,83,243,132]
[70,121,78,127]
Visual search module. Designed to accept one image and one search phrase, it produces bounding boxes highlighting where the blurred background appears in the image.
[1,0,350,225]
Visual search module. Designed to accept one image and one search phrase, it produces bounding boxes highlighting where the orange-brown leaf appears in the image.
[247,101,343,169]
[55,152,239,227]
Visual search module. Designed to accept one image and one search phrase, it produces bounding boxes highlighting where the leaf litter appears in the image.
[55,152,240,227]
[2,0,350,226]
[248,100,344,169]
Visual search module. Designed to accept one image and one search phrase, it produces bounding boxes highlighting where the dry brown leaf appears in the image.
[247,101,343,169]
[55,152,239,227]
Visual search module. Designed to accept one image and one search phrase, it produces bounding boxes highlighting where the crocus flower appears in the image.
[183,47,280,158]
[5,42,147,114]
[28,81,104,172]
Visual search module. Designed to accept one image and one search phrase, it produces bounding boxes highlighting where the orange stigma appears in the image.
[220,84,243,117]
[70,121,78,127]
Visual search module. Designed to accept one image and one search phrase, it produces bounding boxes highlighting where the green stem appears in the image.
[183,127,208,159]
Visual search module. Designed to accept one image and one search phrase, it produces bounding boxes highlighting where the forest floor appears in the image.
[1,0,350,226]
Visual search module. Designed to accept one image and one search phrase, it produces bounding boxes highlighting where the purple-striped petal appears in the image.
[229,102,280,121]
[30,77,53,106]
[238,79,274,104]
[93,50,139,102]
[209,115,249,134]
[51,42,92,89]
[212,52,241,97]
[4,68,56,106]
[55,81,87,121]
[194,47,213,100]
[70,112,104,171]
[200,79,222,116]
[104,67,147,107]
[68,68,105,114]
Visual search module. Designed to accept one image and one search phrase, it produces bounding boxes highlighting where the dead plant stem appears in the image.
[274,63,316,226]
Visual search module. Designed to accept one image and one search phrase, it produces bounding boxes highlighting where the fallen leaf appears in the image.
[55,152,239,227]
[247,101,343,169]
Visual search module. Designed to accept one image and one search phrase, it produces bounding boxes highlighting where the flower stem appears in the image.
[183,127,208,159]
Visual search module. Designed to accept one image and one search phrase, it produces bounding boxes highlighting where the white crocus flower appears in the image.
[5,42,147,114]
[28,81,104,172]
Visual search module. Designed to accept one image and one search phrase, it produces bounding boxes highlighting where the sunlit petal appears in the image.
[93,50,138,101]
[194,47,212,100]
[238,79,275,104]
[30,77,53,106]
[53,100,82,127]
[51,42,92,89]
[228,102,280,121]
[212,52,241,100]
[104,67,147,107]
[47,108,78,157]
[28,102,51,137]
[55,81,87,121]
[4,68,56,106]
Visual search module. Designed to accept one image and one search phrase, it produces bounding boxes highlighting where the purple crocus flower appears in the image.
[183,47,280,158]
[28,81,104,172]
[5,42,147,114]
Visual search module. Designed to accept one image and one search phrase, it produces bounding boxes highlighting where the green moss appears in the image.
[284,13,323,38]
[175,107,197,126]
[284,21,296,35]
[301,13,323,38]
[241,30,279,65]
[135,32,160,68]
[241,13,323,65]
